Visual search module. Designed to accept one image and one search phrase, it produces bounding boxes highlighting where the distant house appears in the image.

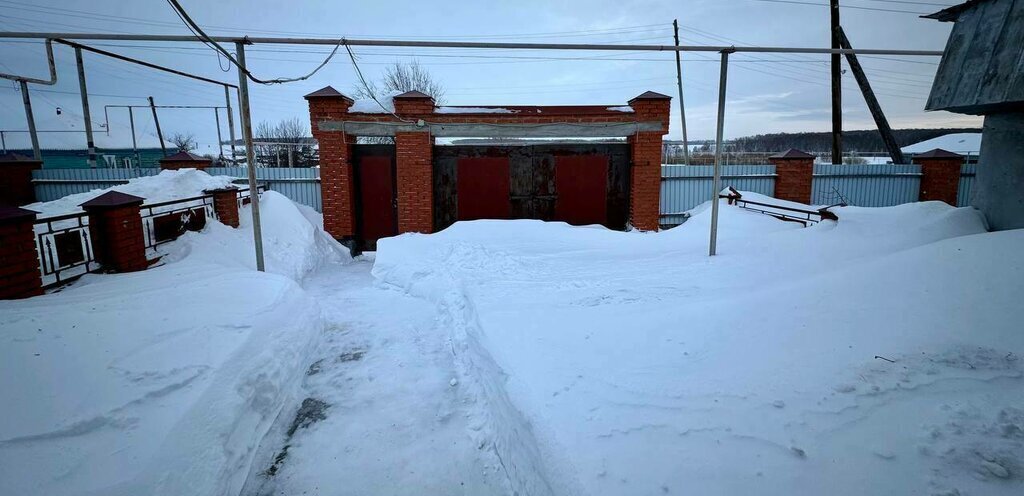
[5,148,171,169]
[901,133,982,159]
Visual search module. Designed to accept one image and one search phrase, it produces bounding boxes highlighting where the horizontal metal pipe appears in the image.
[0,32,944,56]
[52,39,237,88]
[0,38,56,84]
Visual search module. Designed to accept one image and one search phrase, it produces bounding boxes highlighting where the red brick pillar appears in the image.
[306,86,357,241]
[0,206,43,299]
[205,187,240,227]
[628,91,672,231]
[80,191,148,273]
[0,153,43,206]
[394,131,434,233]
[393,90,436,234]
[769,149,815,204]
[913,149,962,206]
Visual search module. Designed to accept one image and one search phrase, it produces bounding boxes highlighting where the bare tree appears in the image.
[254,117,313,167]
[353,60,446,144]
[168,132,198,153]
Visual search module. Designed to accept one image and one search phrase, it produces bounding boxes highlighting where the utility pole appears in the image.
[19,81,41,161]
[148,96,167,156]
[830,0,842,164]
[673,19,690,165]
[225,86,237,163]
[235,41,266,272]
[709,49,733,257]
[837,27,905,164]
[128,107,140,167]
[74,47,97,168]
[214,108,224,161]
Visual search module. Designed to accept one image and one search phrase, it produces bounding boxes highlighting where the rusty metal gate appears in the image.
[352,144,397,251]
[433,143,630,231]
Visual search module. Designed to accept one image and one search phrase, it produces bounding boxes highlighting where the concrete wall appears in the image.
[974,112,1024,231]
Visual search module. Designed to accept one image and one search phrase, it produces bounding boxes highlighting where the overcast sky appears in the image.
[0,0,981,154]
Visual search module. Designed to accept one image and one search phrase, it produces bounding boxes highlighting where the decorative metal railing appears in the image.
[140,194,215,252]
[33,211,98,288]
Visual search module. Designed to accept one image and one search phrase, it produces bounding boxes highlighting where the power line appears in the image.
[749,0,930,14]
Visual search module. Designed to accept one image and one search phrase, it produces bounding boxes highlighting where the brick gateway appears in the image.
[306,88,670,250]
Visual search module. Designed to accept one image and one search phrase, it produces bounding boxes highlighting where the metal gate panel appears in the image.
[355,153,396,249]
[555,154,609,226]
[456,157,511,220]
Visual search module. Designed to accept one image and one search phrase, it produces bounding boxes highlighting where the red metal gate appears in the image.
[354,146,397,250]
[554,154,609,226]
[456,157,511,221]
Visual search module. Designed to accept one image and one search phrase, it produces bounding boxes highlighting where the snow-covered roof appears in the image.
[901,133,982,155]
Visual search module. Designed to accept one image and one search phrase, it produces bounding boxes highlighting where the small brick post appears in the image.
[394,90,436,234]
[0,152,43,206]
[205,187,240,227]
[0,205,43,299]
[159,151,212,171]
[628,91,672,231]
[769,149,816,204]
[913,148,963,206]
[305,86,357,242]
[80,191,148,273]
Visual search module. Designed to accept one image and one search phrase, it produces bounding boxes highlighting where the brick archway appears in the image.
[306,88,670,245]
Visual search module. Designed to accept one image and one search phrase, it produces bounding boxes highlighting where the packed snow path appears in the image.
[241,258,506,495]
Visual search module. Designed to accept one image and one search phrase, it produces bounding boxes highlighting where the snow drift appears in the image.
[373,195,1022,496]
[0,181,348,496]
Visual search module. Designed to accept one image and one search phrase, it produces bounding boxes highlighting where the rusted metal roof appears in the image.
[770,149,816,159]
[628,91,672,103]
[161,151,210,162]
[303,86,354,101]
[914,148,964,158]
[394,90,434,99]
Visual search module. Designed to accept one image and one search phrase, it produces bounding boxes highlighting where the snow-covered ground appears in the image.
[373,195,1024,495]
[2,176,1022,495]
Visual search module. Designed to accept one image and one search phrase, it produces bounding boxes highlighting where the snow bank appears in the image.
[0,186,348,495]
[24,169,236,216]
[436,106,515,114]
[348,90,402,114]
[373,194,1020,495]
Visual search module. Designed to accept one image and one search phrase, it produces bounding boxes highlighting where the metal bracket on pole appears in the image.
[236,41,266,272]
[709,48,733,257]
[1,39,57,162]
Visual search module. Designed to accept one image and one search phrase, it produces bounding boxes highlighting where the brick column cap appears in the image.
[203,186,240,194]
[627,90,672,104]
[160,151,212,167]
[912,148,963,160]
[769,149,816,160]
[0,205,38,225]
[393,90,435,102]
[80,191,145,210]
[303,86,354,102]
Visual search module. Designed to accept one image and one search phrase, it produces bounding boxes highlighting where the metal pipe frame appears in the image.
[0,33,944,56]
[235,41,265,272]
[709,49,732,257]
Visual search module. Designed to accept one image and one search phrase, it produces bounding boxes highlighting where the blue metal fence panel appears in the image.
[958,163,975,207]
[206,167,322,212]
[32,168,160,202]
[660,165,776,225]
[811,164,921,207]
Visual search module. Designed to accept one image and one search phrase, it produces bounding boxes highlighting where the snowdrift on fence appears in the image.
[373,194,1022,496]
[24,169,236,216]
[0,185,346,496]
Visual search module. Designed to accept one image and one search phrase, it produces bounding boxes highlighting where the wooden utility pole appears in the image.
[148,96,167,157]
[830,0,842,164]
[673,19,690,165]
[837,27,906,164]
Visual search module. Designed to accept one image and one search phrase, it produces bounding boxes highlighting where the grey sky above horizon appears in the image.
[0,0,981,154]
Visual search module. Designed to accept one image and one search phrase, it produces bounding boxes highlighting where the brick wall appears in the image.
[160,159,211,171]
[82,193,149,273]
[395,131,434,233]
[770,150,815,204]
[0,207,43,299]
[629,132,664,231]
[206,187,240,228]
